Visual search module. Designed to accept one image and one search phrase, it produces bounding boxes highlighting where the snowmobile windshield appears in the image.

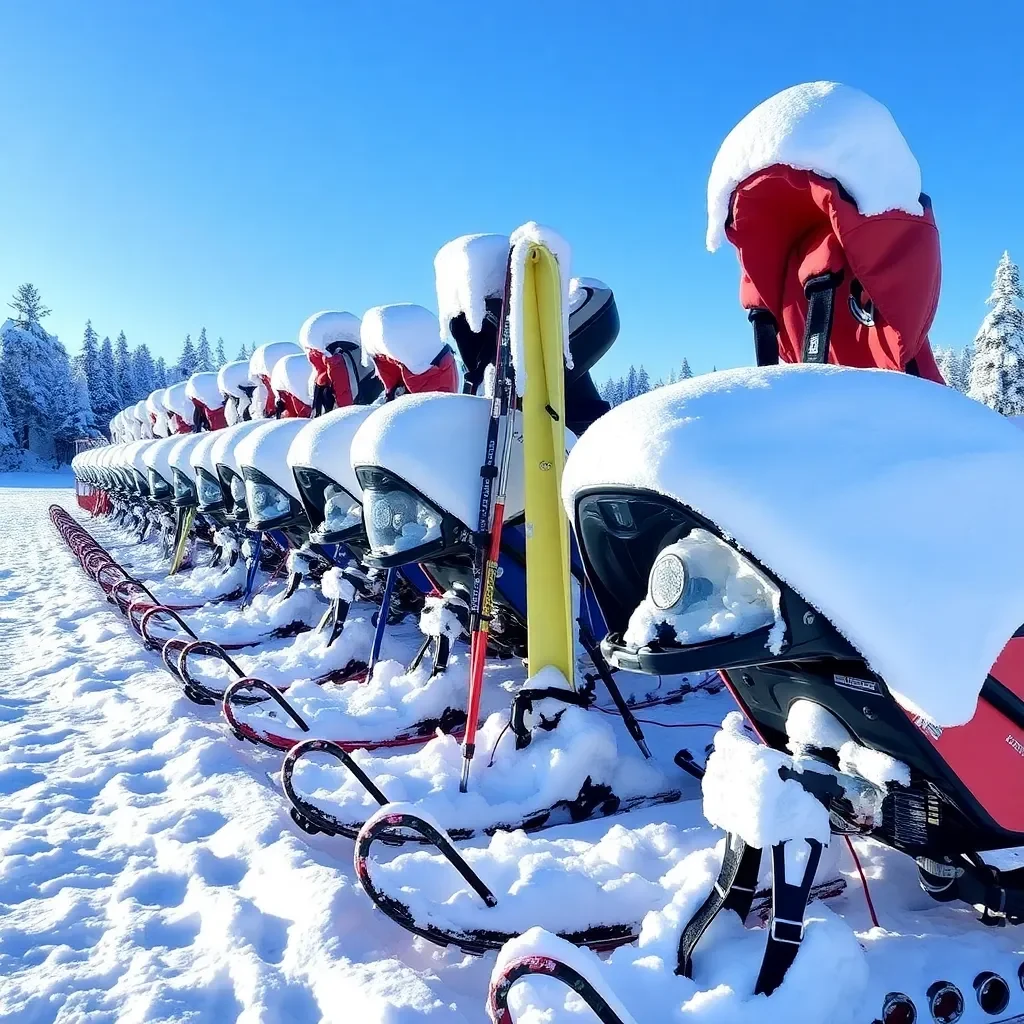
[196,468,226,512]
[241,466,302,531]
[148,469,172,502]
[356,466,461,569]
[171,468,197,507]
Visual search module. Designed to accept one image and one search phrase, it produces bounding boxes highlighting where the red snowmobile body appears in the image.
[193,401,227,431]
[727,165,943,381]
[308,346,361,408]
[168,413,192,435]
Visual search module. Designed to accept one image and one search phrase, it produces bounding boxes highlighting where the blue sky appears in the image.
[1,1,1021,382]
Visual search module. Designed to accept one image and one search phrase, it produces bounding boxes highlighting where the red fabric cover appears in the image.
[308,348,358,408]
[372,348,459,398]
[168,413,192,434]
[279,392,312,419]
[194,401,227,431]
[257,374,276,417]
[726,165,943,382]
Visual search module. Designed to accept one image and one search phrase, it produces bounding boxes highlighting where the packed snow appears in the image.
[706,81,923,252]
[299,310,361,353]
[562,364,1024,727]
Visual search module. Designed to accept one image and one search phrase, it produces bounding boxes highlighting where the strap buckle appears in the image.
[769,917,805,945]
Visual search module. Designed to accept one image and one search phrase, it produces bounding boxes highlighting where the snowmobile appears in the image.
[484,82,981,1024]
[218,358,257,426]
[249,340,303,417]
[146,387,173,438]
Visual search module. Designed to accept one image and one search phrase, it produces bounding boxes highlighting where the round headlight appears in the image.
[649,550,687,610]
[197,472,224,508]
[245,479,291,522]
[364,485,443,556]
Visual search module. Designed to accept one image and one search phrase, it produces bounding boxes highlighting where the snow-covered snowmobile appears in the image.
[484,82,983,1024]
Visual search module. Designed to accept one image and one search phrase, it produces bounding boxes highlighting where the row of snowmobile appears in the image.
[63,83,1024,1024]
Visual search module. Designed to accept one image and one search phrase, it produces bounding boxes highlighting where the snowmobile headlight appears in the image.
[323,484,362,535]
[649,550,687,610]
[172,469,197,506]
[196,469,225,510]
[625,528,782,650]
[363,483,443,559]
[230,474,247,506]
[148,469,172,501]
[243,474,294,528]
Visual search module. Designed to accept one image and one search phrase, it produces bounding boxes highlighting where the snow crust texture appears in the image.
[707,81,923,251]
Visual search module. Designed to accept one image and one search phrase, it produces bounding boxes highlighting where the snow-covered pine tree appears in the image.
[79,320,105,411]
[153,357,168,389]
[195,328,212,372]
[53,356,98,457]
[680,358,693,380]
[215,336,226,367]
[0,377,19,470]
[114,330,137,403]
[624,365,638,402]
[236,343,250,360]
[968,252,1024,414]
[97,336,121,421]
[176,334,197,380]
[635,365,651,396]
[132,343,156,397]
[957,347,973,394]
[8,283,51,330]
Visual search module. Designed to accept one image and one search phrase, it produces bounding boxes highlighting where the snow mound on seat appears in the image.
[210,420,266,476]
[271,353,314,405]
[360,304,443,375]
[434,233,509,338]
[185,372,224,410]
[707,81,923,252]
[562,364,1024,727]
[217,359,253,397]
[300,310,361,353]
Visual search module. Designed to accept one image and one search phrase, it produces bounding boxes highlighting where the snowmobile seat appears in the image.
[217,360,256,425]
[234,418,310,535]
[162,382,194,435]
[146,390,171,438]
[270,353,314,419]
[360,303,460,400]
[300,310,382,415]
[709,82,942,381]
[565,364,1024,994]
[249,341,303,419]
[185,371,228,431]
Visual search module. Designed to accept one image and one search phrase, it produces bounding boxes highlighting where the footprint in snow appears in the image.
[122,870,188,908]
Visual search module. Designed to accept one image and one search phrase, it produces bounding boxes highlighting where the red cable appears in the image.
[844,834,880,929]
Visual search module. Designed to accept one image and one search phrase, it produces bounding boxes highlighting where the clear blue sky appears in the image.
[1,1,1021,382]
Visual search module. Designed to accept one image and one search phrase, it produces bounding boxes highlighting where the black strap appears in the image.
[676,833,762,977]
[748,308,780,367]
[802,272,842,364]
[754,838,823,995]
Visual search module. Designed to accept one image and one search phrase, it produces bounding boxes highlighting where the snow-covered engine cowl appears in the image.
[167,433,207,508]
[141,436,182,503]
[270,353,315,419]
[299,310,379,414]
[234,418,309,531]
[288,404,377,545]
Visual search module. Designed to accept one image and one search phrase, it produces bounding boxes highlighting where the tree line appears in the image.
[0,283,251,469]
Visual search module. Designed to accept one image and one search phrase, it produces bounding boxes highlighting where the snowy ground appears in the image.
[8,484,1024,1024]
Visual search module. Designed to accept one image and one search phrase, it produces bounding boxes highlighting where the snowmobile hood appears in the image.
[185,372,225,411]
[217,359,254,398]
[210,420,266,478]
[142,436,182,483]
[249,341,301,381]
[126,438,157,474]
[288,403,375,500]
[133,400,152,438]
[350,392,528,529]
[168,433,206,482]
[270,353,314,409]
[434,233,510,341]
[234,418,307,501]
[361,304,444,376]
[189,430,223,477]
[146,391,171,438]
[562,364,1024,728]
[299,310,361,354]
